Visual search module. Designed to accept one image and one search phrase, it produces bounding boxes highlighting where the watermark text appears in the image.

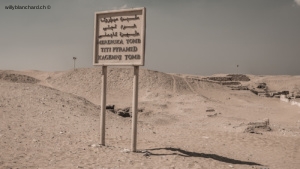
[5,5,51,10]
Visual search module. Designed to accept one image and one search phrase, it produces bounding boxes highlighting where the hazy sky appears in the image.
[1,0,300,75]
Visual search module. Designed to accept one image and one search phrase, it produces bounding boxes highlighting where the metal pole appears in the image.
[131,66,139,152]
[100,66,107,145]
[73,57,77,71]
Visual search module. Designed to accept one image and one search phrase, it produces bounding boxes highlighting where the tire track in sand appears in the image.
[171,75,176,93]
[184,77,195,93]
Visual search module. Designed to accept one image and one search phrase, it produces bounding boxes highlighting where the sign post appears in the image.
[131,66,139,152]
[93,7,146,152]
[100,66,107,145]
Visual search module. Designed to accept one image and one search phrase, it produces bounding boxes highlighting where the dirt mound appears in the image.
[0,72,39,84]
[0,80,132,168]
[46,68,212,105]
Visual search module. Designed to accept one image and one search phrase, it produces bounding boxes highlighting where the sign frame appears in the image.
[93,7,146,152]
[93,7,146,66]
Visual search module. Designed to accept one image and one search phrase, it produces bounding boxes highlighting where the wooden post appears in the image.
[131,66,139,152]
[100,66,107,145]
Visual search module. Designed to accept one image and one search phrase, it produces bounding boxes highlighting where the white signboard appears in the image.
[93,7,146,66]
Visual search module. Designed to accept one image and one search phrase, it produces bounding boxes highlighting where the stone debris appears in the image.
[143,151,151,157]
[116,107,131,117]
[106,106,145,118]
[121,148,130,153]
[207,77,232,81]
[227,74,250,81]
[244,118,271,134]
[229,86,249,90]
[106,105,115,110]
[207,113,217,117]
[206,108,215,112]
[88,144,101,148]
[204,74,250,82]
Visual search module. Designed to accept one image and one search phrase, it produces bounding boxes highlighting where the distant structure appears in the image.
[237,64,239,74]
[280,95,300,107]
[73,57,77,70]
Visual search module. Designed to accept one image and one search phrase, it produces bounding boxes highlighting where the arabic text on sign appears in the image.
[120,15,139,22]
[103,24,117,31]
[121,24,137,30]
[120,31,140,38]
[100,17,118,23]
[98,32,118,38]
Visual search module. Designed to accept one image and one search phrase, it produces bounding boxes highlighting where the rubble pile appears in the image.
[244,119,271,134]
[227,74,251,81]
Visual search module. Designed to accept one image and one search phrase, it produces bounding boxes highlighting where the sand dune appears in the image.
[1,68,300,168]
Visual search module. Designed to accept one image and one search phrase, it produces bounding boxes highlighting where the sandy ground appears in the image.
[0,67,300,169]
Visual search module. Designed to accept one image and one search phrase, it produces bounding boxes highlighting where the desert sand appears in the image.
[1,67,300,169]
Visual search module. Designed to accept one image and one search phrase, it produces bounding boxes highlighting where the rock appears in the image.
[143,151,151,157]
[115,107,133,117]
[106,105,115,110]
[89,144,101,148]
[59,131,65,134]
[207,113,217,117]
[121,148,130,153]
[116,110,131,117]
[206,108,215,112]
[123,107,131,112]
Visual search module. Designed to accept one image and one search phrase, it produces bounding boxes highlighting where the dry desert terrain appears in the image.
[1,67,300,169]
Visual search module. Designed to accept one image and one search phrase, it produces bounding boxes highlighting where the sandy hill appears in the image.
[1,68,300,169]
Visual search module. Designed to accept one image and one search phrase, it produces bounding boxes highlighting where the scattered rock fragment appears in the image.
[142,150,151,157]
[104,105,146,118]
[116,109,131,117]
[121,148,130,153]
[206,108,215,112]
[106,105,115,110]
[88,144,101,148]
[207,113,217,117]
